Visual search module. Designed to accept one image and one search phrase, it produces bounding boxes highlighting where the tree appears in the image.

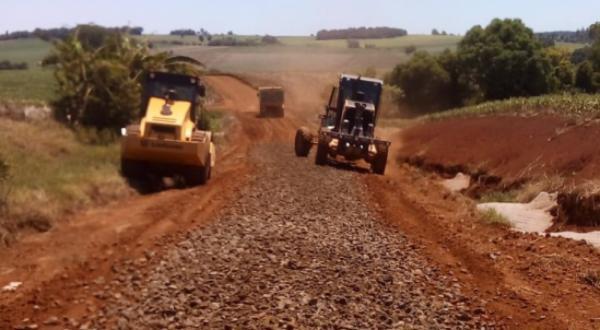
[545,47,575,89]
[575,61,597,92]
[387,51,452,112]
[262,35,279,45]
[571,46,592,65]
[431,29,440,36]
[404,45,416,54]
[347,39,360,48]
[47,26,197,130]
[458,19,554,100]
[316,27,407,40]
[589,23,600,41]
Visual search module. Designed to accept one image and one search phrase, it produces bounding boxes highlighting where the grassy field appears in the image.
[0,119,127,244]
[427,93,600,121]
[277,35,461,50]
[0,35,460,102]
[0,39,54,101]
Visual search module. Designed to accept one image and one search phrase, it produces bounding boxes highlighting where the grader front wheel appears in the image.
[294,127,313,157]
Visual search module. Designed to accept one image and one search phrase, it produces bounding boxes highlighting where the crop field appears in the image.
[0,39,54,101]
[0,35,460,102]
[169,36,460,74]
[427,93,600,121]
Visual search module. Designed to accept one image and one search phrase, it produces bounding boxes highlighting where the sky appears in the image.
[3,0,600,36]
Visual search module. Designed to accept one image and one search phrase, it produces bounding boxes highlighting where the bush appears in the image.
[0,61,28,70]
[0,156,10,216]
[347,39,360,49]
[404,45,417,55]
[170,29,196,37]
[262,35,280,45]
[575,61,597,92]
[387,51,452,112]
[208,37,259,47]
[316,27,407,40]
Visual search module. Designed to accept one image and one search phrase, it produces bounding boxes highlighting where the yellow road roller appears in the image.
[121,72,215,185]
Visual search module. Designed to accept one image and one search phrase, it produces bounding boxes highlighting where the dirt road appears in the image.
[1,75,598,329]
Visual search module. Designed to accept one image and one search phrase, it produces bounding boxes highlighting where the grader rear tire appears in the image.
[294,127,313,157]
[372,150,388,175]
[315,141,328,166]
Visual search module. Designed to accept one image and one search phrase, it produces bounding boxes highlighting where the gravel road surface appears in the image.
[79,144,494,329]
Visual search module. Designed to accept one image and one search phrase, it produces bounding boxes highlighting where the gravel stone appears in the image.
[84,144,495,329]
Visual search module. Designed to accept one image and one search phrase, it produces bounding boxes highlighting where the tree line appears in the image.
[387,19,600,114]
[316,27,407,40]
[0,60,28,70]
[0,26,143,41]
[536,29,592,44]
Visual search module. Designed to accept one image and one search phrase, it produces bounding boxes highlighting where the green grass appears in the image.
[479,208,512,228]
[0,38,54,102]
[277,35,461,50]
[0,118,127,243]
[555,42,588,51]
[428,93,600,121]
[479,191,517,203]
[141,34,461,50]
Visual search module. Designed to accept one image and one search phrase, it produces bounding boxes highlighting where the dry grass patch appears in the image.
[479,208,512,228]
[0,118,131,245]
[516,175,565,203]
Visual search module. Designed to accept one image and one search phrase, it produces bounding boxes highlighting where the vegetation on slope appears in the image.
[0,118,126,245]
[387,19,600,115]
[427,93,600,120]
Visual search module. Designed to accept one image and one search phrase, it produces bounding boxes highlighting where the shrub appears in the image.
[0,61,28,70]
[387,51,452,112]
[0,156,10,216]
[262,35,280,45]
[575,61,597,93]
[316,27,407,40]
[404,45,417,54]
[479,208,511,228]
[347,39,360,49]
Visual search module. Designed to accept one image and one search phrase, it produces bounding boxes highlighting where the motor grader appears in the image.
[258,86,284,117]
[294,74,390,175]
[121,71,215,185]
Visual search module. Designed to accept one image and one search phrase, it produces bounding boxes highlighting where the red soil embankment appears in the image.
[398,115,600,185]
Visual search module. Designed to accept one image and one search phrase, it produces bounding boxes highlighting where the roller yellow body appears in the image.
[120,72,214,185]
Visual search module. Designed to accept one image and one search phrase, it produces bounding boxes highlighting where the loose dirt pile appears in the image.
[73,145,494,329]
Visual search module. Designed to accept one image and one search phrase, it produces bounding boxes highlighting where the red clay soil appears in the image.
[365,163,600,329]
[398,115,600,185]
